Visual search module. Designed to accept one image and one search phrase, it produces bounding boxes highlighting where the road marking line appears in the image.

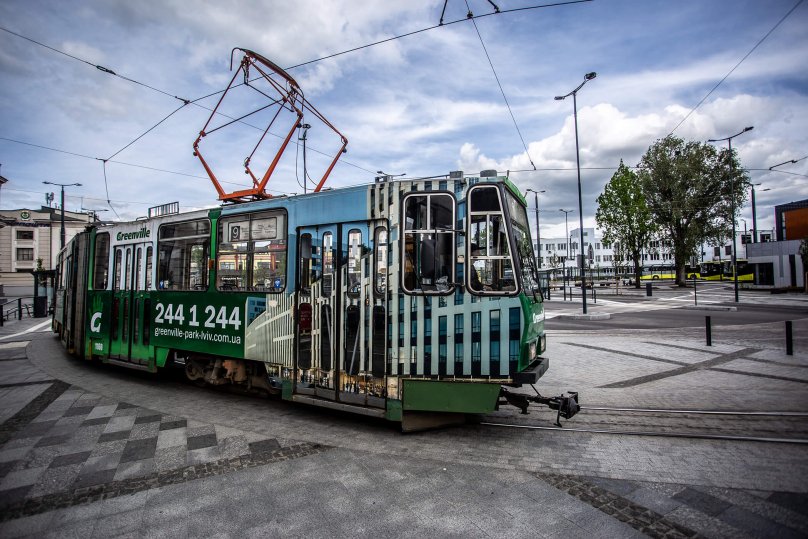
[0,320,52,341]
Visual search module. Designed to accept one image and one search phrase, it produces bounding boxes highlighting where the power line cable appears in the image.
[0,25,191,105]
[1,2,592,189]
[101,162,121,219]
[0,28,376,177]
[104,103,188,162]
[0,136,293,194]
[464,0,536,169]
[286,0,592,70]
[669,0,804,135]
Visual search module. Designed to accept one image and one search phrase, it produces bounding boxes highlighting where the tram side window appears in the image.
[145,247,153,290]
[157,219,210,291]
[468,186,516,294]
[93,233,110,290]
[374,227,388,295]
[402,193,455,294]
[217,211,287,292]
[347,229,362,297]
[300,233,313,293]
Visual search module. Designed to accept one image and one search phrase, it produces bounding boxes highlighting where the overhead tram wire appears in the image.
[464,0,536,170]
[99,102,191,217]
[2,2,593,192]
[1,185,169,208]
[0,28,377,179]
[0,136,292,196]
[0,26,191,107]
[668,0,804,135]
[285,0,593,70]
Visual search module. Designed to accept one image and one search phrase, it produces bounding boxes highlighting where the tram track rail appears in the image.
[481,405,808,445]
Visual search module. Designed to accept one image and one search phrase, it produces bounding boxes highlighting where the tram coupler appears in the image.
[498,388,581,426]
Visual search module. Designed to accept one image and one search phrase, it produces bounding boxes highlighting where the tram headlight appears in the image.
[529,340,537,360]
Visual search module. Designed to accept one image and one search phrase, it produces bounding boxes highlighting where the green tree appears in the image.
[596,160,656,288]
[637,135,748,286]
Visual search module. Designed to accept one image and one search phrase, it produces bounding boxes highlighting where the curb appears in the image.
[557,313,612,320]
[682,305,738,311]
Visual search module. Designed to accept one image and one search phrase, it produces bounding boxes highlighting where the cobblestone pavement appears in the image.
[1,301,807,538]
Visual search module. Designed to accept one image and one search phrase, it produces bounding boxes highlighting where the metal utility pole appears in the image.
[43,181,82,250]
[708,126,753,303]
[526,189,545,267]
[556,72,597,314]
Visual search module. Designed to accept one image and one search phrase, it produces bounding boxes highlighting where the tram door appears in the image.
[296,221,387,408]
[296,225,338,401]
[109,242,151,364]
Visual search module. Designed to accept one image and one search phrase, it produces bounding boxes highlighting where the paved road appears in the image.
[1,291,807,538]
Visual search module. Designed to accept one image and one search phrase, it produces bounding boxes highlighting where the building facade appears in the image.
[0,207,95,288]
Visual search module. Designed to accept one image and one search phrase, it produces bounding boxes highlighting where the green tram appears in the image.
[53,172,567,430]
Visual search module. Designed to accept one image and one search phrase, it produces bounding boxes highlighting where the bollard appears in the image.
[563,285,567,302]
[593,287,597,304]
[17,298,22,320]
[786,321,793,356]
[705,316,712,346]
[646,282,652,297]
[693,274,697,306]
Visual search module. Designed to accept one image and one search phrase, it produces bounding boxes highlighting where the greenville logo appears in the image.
[116,227,151,242]
[90,296,104,333]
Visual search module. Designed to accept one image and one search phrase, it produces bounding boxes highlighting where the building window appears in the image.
[725,245,732,256]
[16,230,34,240]
[16,248,34,261]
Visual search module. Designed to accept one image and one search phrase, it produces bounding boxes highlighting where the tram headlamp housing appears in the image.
[529,340,537,360]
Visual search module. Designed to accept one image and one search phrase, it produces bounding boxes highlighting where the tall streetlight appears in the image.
[749,183,770,243]
[556,71,597,314]
[708,126,753,303]
[559,208,573,275]
[43,181,82,250]
[525,188,545,267]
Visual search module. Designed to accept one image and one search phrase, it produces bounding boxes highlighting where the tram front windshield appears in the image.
[506,193,541,297]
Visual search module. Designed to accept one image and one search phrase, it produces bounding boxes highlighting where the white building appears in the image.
[533,224,777,280]
[0,207,95,289]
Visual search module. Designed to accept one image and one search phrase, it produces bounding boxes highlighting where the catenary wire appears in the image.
[285,0,592,70]
[464,0,536,170]
[0,2,594,187]
[668,0,804,135]
[0,26,190,105]
[0,136,294,195]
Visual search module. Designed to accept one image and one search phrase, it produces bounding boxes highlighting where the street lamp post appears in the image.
[708,126,753,303]
[749,183,770,243]
[526,189,545,267]
[559,209,573,283]
[556,72,597,314]
[43,181,82,250]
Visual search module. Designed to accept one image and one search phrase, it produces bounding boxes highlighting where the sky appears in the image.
[1,0,807,241]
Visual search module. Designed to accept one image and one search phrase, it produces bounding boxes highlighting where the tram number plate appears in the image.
[154,303,242,331]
